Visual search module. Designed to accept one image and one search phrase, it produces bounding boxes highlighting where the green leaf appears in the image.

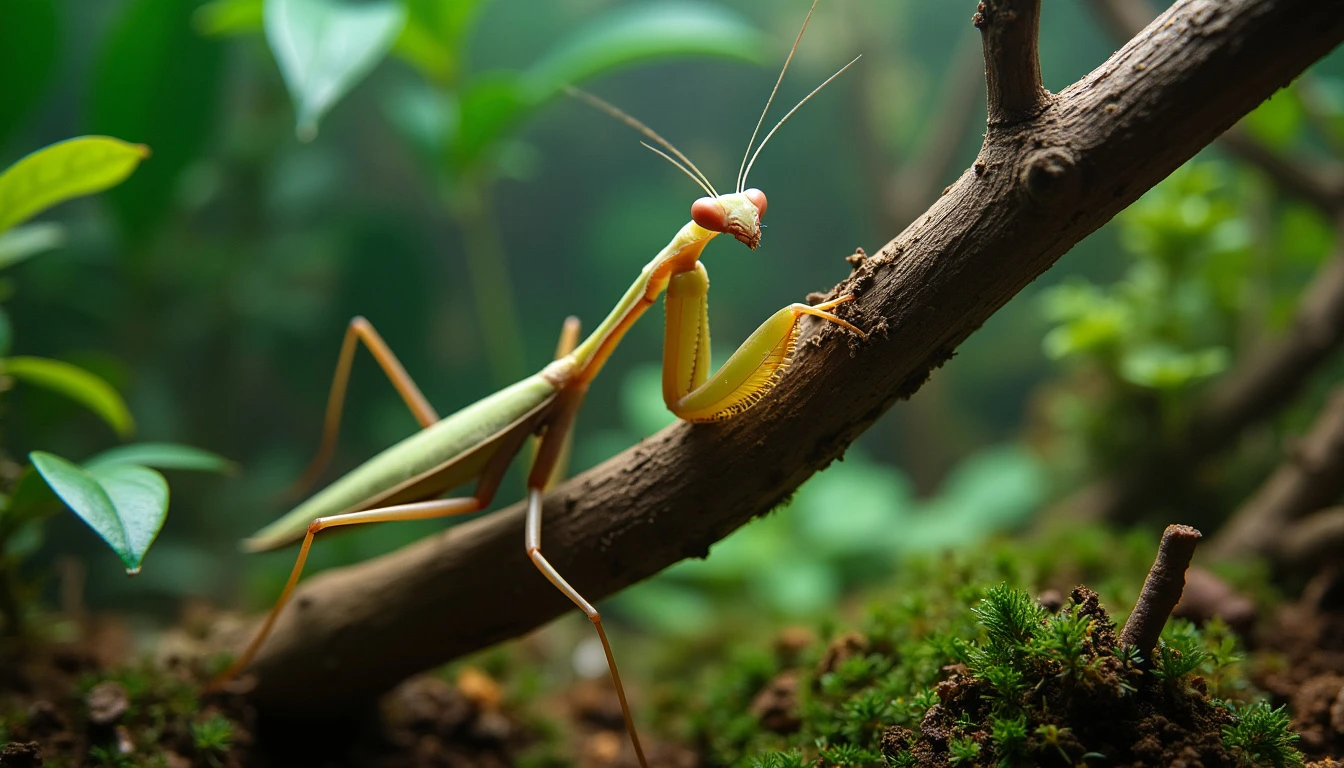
[88,463,169,575]
[85,443,237,475]
[0,0,58,147]
[520,1,767,102]
[1,356,134,437]
[0,307,9,358]
[0,137,149,235]
[87,0,224,239]
[29,452,167,573]
[0,222,65,270]
[196,0,481,86]
[194,0,262,36]
[265,0,407,141]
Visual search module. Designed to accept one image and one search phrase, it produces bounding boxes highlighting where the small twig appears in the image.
[1120,525,1203,660]
[976,0,1050,125]
[1210,387,1344,559]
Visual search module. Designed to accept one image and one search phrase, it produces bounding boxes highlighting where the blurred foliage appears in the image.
[1036,151,1338,483]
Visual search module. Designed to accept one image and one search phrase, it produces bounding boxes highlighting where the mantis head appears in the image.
[567,1,855,254]
[691,189,767,250]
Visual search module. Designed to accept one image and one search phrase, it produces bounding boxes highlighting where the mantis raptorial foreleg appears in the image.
[662,262,864,422]
[287,316,440,498]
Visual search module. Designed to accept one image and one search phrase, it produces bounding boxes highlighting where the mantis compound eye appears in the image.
[691,197,728,232]
[744,188,768,218]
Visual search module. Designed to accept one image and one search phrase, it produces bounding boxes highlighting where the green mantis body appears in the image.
[219,6,861,765]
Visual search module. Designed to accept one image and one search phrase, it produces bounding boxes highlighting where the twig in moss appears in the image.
[1119,525,1202,661]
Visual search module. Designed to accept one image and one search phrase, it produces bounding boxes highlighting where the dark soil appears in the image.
[0,623,655,767]
[1255,568,1344,763]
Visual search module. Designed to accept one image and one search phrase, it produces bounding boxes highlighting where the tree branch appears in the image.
[975,0,1050,125]
[1209,387,1344,559]
[232,0,1344,716]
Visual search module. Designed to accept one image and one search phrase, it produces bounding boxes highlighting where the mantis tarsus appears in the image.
[215,3,863,764]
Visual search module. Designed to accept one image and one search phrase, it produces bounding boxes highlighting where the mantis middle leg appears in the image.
[662,262,865,422]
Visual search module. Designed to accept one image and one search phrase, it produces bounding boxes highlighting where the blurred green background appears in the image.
[3,0,1343,642]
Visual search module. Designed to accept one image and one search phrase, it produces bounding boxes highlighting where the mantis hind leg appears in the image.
[286,316,440,500]
[523,399,650,768]
[663,263,864,422]
[210,414,531,692]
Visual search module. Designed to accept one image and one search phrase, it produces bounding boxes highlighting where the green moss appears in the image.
[675,530,1294,768]
[1222,702,1304,768]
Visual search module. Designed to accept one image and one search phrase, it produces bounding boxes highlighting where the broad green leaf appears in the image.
[0,222,65,270]
[88,463,169,575]
[1,356,134,437]
[29,452,125,565]
[197,0,481,85]
[88,0,223,239]
[0,307,9,358]
[29,452,167,573]
[265,0,407,140]
[0,0,58,147]
[0,137,149,235]
[85,443,237,475]
[194,0,262,36]
[521,2,767,102]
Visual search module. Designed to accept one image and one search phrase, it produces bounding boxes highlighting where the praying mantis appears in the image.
[214,3,862,764]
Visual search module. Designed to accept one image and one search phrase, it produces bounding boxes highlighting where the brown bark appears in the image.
[235,0,1344,715]
[976,0,1050,125]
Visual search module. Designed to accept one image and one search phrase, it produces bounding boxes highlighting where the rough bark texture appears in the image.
[236,0,1344,715]
[1119,525,1202,660]
[976,0,1050,125]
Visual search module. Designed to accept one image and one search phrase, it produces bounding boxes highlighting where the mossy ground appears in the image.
[3,527,1343,767]
[661,529,1338,768]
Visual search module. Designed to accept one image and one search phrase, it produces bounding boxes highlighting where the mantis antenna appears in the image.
[638,142,716,199]
[740,54,862,190]
[736,0,819,194]
[564,85,719,198]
